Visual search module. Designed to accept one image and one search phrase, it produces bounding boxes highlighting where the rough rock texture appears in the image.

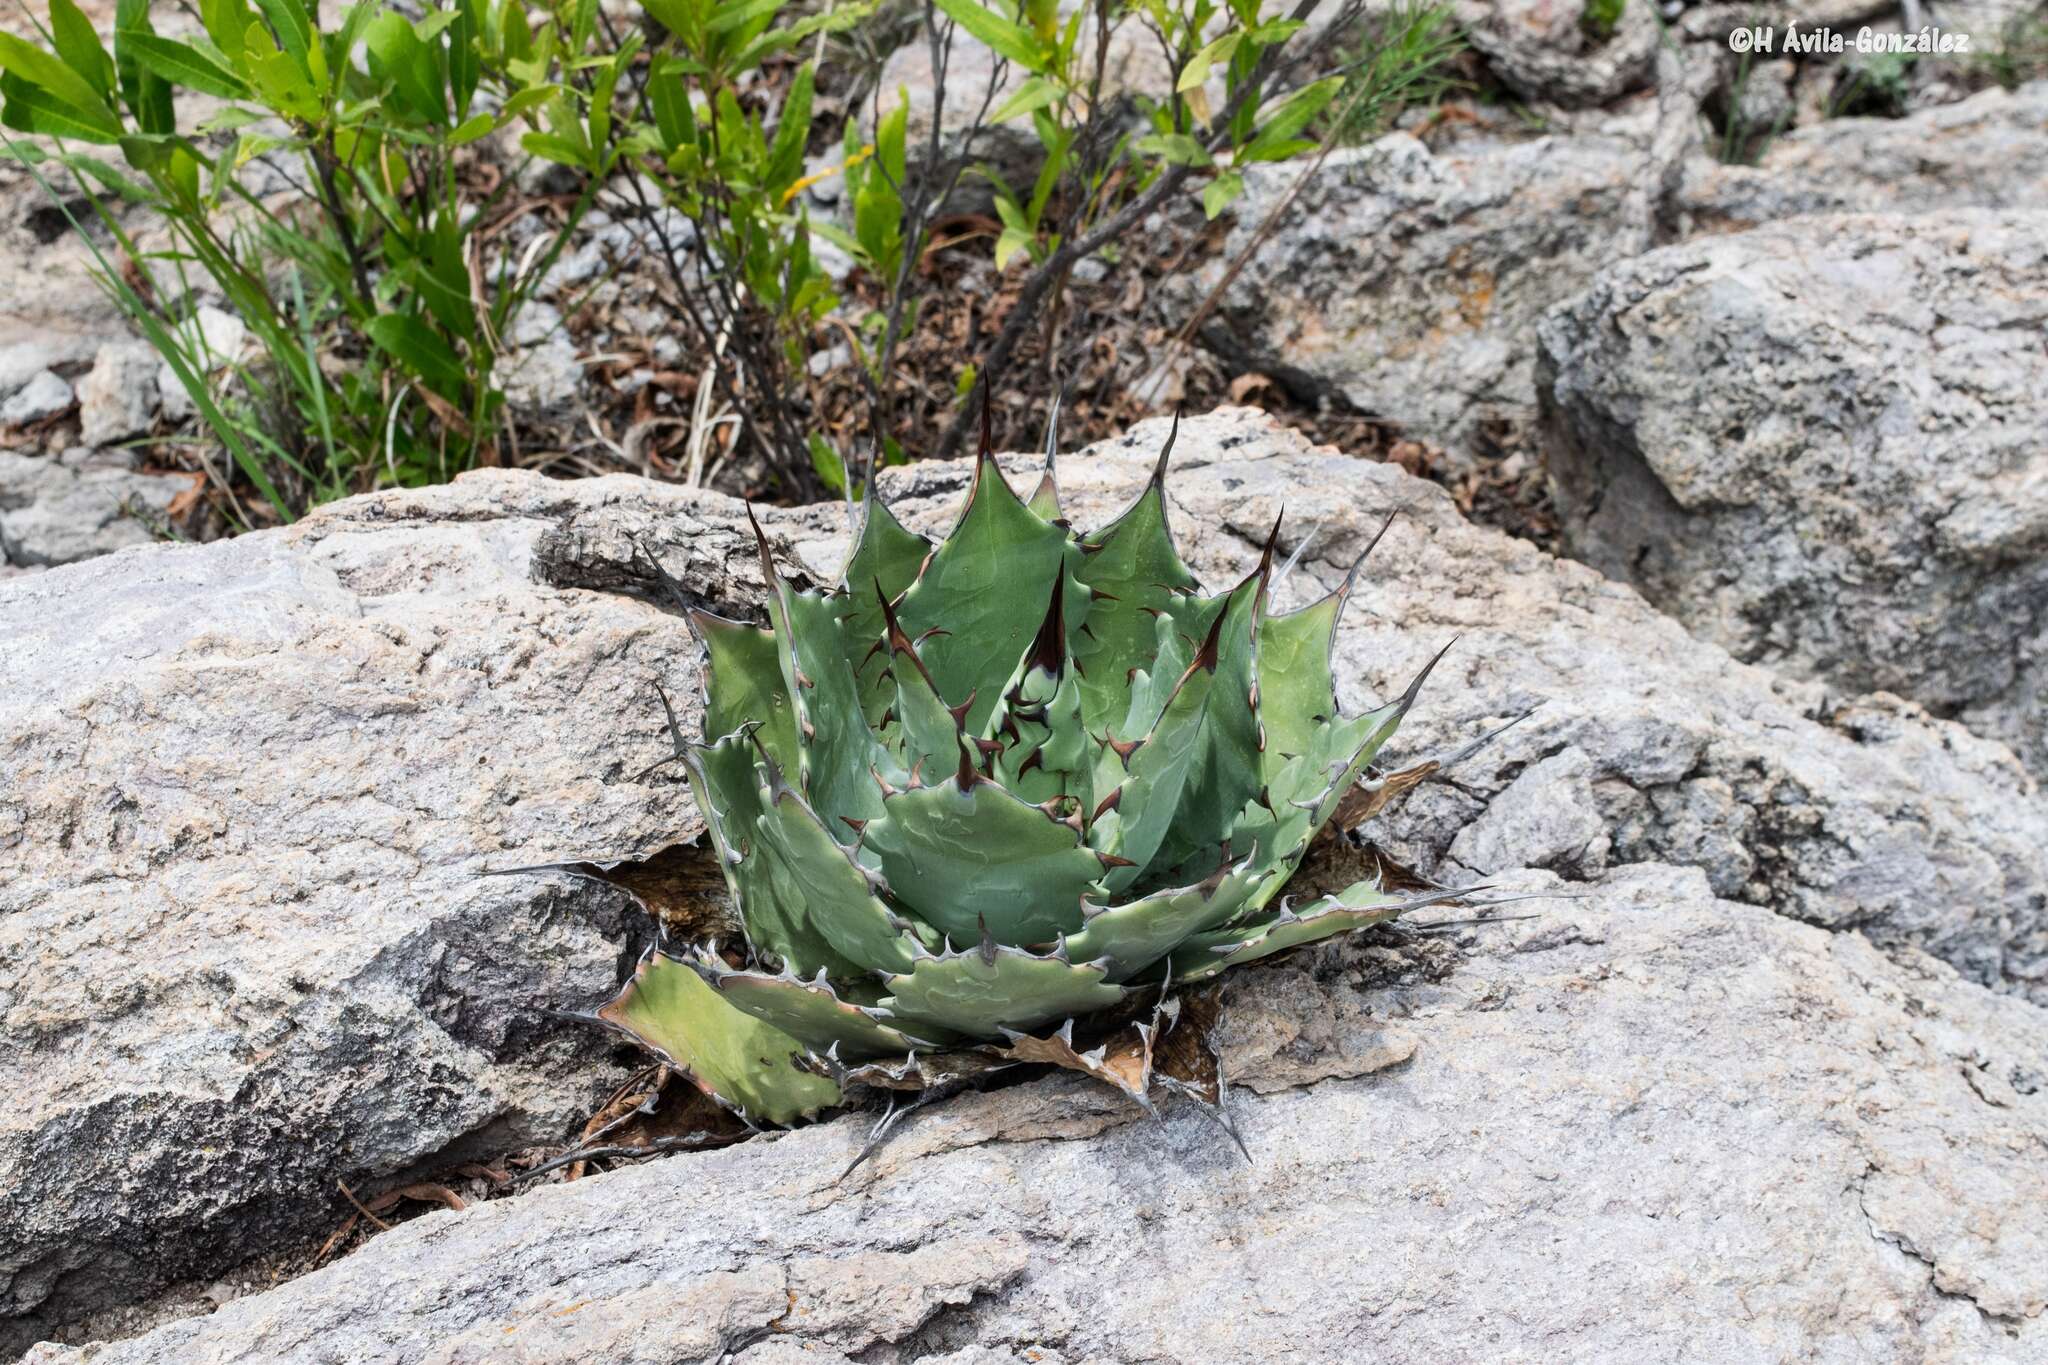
[1453,0,1658,109]
[1187,130,1649,453]
[26,862,2048,1364]
[1538,209,2048,775]
[1678,81,2048,232]
[0,371,72,426]
[73,343,160,450]
[8,409,2047,1355]
[0,491,775,1349]
[1189,78,2048,468]
[0,451,183,568]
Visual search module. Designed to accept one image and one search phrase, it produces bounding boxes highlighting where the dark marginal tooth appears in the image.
[1259,508,1284,572]
[1096,852,1138,870]
[1025,561,1069,678]
[946,691,977,727]
[1336,510,1399,604]
[977,914,998,967]
[1091,785,1124,821]
[1192,605,1229,673]
[744,502,779,584]
[650,677,688,757]
[1149,406,1180,489]
[1397,637,1459,714]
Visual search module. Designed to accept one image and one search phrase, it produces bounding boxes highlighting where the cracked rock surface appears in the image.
[24,864,2048,1364]
[7,409,2046,1357]
[1539,209,2048,776]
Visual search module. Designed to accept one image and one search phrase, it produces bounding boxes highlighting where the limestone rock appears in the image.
[1453,0,1659,109]
[0,452,180,568]
[1186,131,1648,453]
[26,864,2047,1363]
[73,343,160,449]
[0,371,72,426]
[1538,209,2048,774]
[7,410,2046,1355]
[0,489,784,1350]
[1678,80,2048,232]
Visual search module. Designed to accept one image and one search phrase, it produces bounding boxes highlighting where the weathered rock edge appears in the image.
[5,408,2044,1354]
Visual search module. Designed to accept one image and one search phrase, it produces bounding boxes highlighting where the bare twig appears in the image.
[931,0,1327,463]
[335,1180,394,1233]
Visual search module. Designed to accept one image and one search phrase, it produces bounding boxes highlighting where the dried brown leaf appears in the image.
[996,1019,1155,1106]
[1332,759,1439,830]
[1152,982,1225,1107]
[562,843,738,937]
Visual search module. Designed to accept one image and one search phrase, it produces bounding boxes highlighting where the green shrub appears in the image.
[1,0,613,517]
[3,0,1464,512]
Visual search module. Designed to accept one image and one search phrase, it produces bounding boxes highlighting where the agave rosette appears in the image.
[596,414,1461,1124]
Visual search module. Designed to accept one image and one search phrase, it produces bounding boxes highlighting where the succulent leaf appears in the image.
[1065,853,1263,982]
[691,608,800,772]
[1071,432,1201,729]
[882,946,1127,1037]
[766,578,899,830]
[896,448,1079,736]
[862,775,1103,947]
[1254,592,1341,774]
[598,951,843,1124]
[683,734,926,979]
[693,956,953,1059]
[836,495,931,727]
[1169,883,1474,984]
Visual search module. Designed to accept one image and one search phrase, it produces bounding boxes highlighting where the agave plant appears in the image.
[592,412,1467,1125]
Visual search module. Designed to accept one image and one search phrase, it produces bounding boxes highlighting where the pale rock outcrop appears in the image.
[7,410,2045,1355]
[1539,209,2048,774]
[26,863,2048,1363]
